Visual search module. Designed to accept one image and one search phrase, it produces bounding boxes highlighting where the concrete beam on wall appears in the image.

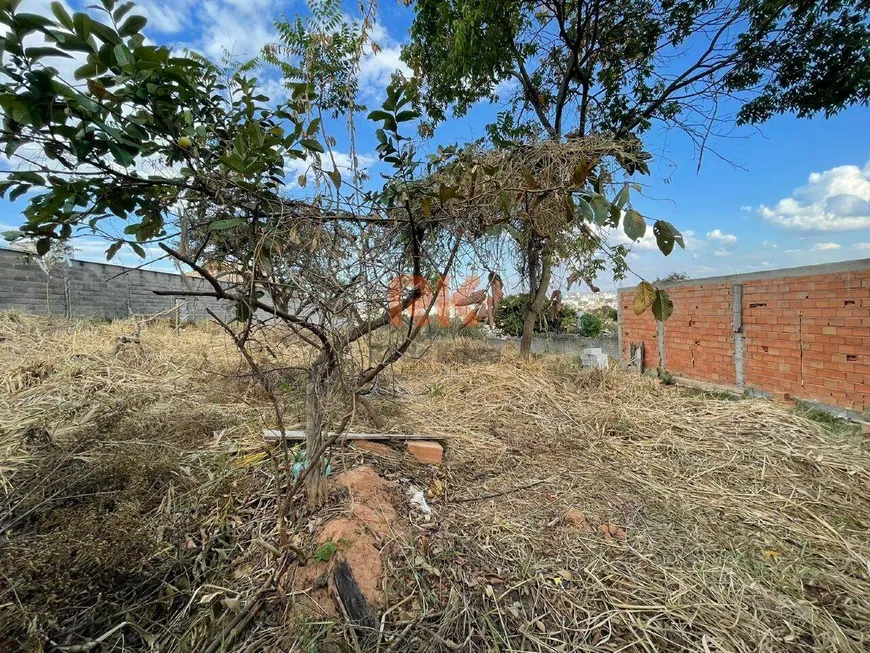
[618,257,870,293]
[733,283,744,388]
[656,320,665,370]
[616,294,623,361]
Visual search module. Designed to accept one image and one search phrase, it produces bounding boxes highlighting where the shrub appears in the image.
[578,311,606,337]
[494,294,577,336]
[494,294,529,336]
[654,272,690,284]
[591,305,618,323]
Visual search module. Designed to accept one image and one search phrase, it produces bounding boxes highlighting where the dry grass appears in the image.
[369,339,870,652]
[1,316,868,652]
[0,312,287,652]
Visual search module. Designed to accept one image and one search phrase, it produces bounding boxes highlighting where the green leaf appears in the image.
[117,14,146,37]
[109,142,135,166]
[8,184,31,201]
[609,204,621,227]
[131,242,146,258]
[305,116,321,135]
[438,183,457,203]
[209,218,245,231]
[297,174,307,188]
[112,1,135,22]
[50,1,75,30]
[24,46,73,60]
[395,109,420,122]
[653,220,684,256]
[651,289,674,321]
[72,12,92,39]
[5,139,25,158]
[300,138,324,153]
[91,21,121,45]
[590,195,610,226]
[2,229,23,241]
[14,13,53,33]
[575,196,593,222]
[327,168,341,189]
[74,59,107,79]
[106,241,122,260]
[633,281,656,315]
[623,210,646,241]
[420,196,432,217]
[36,238,51,256]
[113,43,132,66]
[614,184,630,208]
[9,171,45,185]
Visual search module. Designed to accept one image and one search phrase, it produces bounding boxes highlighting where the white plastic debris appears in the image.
[407,484,432,519]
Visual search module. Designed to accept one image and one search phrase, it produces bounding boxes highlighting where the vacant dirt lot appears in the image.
[1,313,867,652]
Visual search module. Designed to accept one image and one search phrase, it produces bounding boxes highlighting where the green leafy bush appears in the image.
[494,295,577,336]
[591,305,618,323]
[578,312,606,338]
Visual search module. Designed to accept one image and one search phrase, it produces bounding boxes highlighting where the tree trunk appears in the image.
[305,358,330,509]
[519,250,553,359]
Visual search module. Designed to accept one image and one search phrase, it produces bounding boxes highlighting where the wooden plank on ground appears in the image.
[262,429,440,443]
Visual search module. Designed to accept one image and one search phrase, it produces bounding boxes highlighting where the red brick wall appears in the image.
[743,271,870,410]
[619,267,870,412]
[663,284,735,385]
[620,293,658,369]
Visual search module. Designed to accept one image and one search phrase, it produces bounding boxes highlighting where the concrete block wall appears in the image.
[618,259,870,413]
[485,333,620,359]
[0,247,233,321]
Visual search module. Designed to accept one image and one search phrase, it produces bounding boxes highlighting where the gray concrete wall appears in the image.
[0,247,232,321]
[485,333,620,359]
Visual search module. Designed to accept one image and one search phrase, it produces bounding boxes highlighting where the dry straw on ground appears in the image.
[0,314,867,652]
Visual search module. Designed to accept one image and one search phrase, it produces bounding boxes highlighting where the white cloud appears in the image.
[712,248,731,258]
[135,0,283,60]
[757,160,870,231]
[784,248,802,253]
[706,228,737,248]
[761,240,778,249]
[135,0,192,34]
[854,242,870,250]
[812,242,841,251]
[358,29,412,97]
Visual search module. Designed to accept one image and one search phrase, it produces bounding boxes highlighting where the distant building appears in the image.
[562,291,617,313]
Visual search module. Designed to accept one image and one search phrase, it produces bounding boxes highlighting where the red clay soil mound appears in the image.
[288,466,401,619]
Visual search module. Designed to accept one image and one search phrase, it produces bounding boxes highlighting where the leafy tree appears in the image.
[0,0,468,519]
[406,0,869,139]
[578,311,606,338]
[404,0,870,354]
[655,271,691,283]
[495,293,578,336]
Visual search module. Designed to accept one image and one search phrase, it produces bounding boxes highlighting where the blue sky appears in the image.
[2,0,869,289]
